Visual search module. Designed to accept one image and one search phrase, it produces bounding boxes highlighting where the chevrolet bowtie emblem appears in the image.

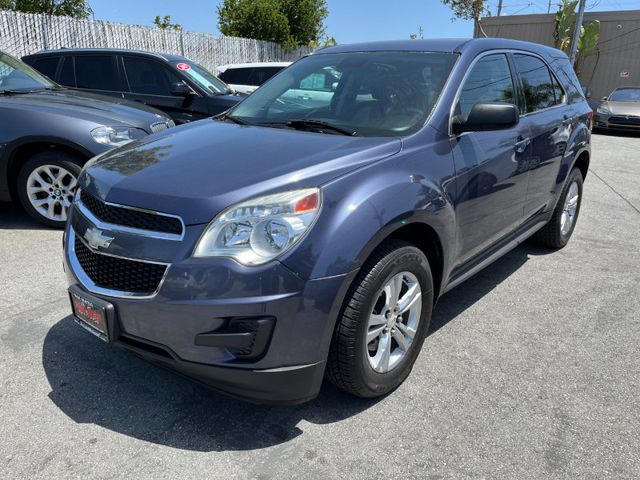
[84,227,114,250]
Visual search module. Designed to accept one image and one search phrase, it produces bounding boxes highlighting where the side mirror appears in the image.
[170,82,192,97]
[581,86,592,99]
[452,102,519,135]
[601,96,608,102]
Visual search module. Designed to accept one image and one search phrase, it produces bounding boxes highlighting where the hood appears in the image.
[0,88,169,127]
[81,120,402,225]
[602,101,640,116]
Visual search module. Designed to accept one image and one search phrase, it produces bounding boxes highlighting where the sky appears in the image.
[91,0,640,43]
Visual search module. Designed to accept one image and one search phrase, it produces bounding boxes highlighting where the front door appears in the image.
[451,53,532,264]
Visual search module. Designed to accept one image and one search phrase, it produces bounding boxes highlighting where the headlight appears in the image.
[596,105,611,115]
[91,126,146,147]
[193,188,321,265]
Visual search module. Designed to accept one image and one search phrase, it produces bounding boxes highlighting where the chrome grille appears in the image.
[150,121,173,133]
[79,190,183,237]
[73,233,167,296]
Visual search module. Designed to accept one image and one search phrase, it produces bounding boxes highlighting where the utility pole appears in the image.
[497,0,504,16]
[547,0,552,14]
[569,0,586,65]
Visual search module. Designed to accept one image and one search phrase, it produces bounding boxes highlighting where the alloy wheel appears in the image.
[26,164,77,222]
[365,271,422,373]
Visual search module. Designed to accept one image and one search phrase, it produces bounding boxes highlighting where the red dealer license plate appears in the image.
[70,290,109,341]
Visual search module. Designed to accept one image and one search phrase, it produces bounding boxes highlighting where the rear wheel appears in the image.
[326,240,434,398]
[16,151,83,228]
[534,167,583,248]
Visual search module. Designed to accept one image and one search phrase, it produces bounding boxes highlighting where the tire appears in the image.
[16,151,83,229]
[326,239,434,398]
[533,167,584,249]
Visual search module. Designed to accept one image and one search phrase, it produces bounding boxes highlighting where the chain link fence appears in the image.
[0,10,311,71]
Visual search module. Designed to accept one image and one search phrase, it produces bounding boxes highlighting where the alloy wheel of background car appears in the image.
[26,165,77,222]
[17,151,83,229]
[366,271,422,373]
[327,239,433,398]
[534,167,584,249]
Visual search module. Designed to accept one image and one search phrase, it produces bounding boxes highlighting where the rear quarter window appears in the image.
[551,57,584,104]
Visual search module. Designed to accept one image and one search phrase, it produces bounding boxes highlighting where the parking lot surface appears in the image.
[1,133,639,479]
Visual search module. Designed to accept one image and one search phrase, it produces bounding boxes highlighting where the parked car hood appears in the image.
[602,101,640,116]
[81,120,402,225]
[0,88,169,128]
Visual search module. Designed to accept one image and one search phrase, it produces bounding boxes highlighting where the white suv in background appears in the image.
[216,62,291,94]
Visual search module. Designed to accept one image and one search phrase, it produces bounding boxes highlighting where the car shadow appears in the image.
[0,201,48,230]
[41,242,551,452]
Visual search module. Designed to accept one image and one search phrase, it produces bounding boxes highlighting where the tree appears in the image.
[2,0,92,18]
[553,0,599,72]
[217,0,329,47]
[441,0,489,37]
[410,26,425,40]
[153,15,182,31]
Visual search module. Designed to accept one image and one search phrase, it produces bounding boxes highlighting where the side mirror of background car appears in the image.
[601,96,608,102]
[452,102,519,135]
[170,82,192,97]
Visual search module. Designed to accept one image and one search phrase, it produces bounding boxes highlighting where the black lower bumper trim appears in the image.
[115,336,325,405]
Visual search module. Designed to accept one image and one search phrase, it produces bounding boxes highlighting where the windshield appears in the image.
[0,52,55,92]
[608,88,640,102]
[228,51,457,137]
[172,61,229,95]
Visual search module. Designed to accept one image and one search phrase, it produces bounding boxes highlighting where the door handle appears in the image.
[514,136,530,153]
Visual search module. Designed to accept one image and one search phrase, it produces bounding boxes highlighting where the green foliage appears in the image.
[217,0,329,47]
[153,15,182,31]
[410,26,425,40]
[553,0,578,51]
[2,0,92,18]
[441,0,488,21]
[553,0,600,71]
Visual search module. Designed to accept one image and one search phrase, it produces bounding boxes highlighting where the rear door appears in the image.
[451,53,532,263]
[74,54,125,99]
[512,53,571,216]
[121,55,202,124]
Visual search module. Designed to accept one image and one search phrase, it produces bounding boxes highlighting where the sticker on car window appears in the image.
[177,63,191,71]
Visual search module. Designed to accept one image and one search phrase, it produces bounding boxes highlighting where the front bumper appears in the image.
[64,205,355,405]
[594,113,640,130]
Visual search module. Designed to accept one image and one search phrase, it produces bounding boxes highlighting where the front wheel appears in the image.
[533,167,584,248]
[16,151,83,228]
[326,240,434,398]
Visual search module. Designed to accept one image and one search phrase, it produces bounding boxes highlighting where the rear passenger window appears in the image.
[75,55,119,91]
[219,67,253,85]
[59,57,75,86]
[456,54,514,118]
[513,54,557,113]
[123,57,181,96]
[249,67,282,86]
[31,57,60,80]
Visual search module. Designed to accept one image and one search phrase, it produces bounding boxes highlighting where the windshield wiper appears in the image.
[214,112,252,125]
[284,119,357,136]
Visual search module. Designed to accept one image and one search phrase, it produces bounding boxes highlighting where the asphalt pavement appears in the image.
[1,133,639,479]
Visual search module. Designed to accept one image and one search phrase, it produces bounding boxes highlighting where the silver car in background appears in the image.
[595,87,640,131]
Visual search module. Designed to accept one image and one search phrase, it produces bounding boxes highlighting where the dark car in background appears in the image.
[23,49,242,125]
[63,38,591,405]
[594,87,640,131]
[0,51,174,228]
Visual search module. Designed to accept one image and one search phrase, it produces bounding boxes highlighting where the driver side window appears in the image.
[457,54,515,119]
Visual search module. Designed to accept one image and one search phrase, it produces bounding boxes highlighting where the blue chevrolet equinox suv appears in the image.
[64,39,591,404]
